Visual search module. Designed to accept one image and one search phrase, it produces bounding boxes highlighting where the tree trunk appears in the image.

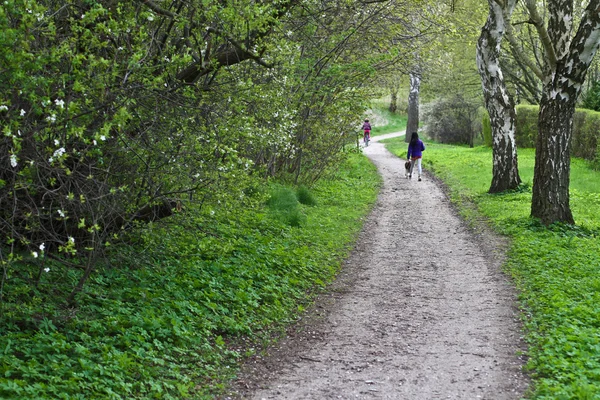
[405,72,420,143]
[531,92,575,224]
[389,88,398,113]
[530,0,600,224]
[476,0,521,193]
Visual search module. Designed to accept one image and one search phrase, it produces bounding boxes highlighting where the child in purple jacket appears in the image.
[362,119,371,144]
[407,132,425,181]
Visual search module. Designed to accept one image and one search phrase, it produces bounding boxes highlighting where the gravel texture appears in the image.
[225,132,529,399]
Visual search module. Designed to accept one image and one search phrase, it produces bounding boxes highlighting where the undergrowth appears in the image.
[0,153,381,399]
[385,137,600,399]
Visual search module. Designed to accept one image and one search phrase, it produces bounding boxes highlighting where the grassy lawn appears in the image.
[384,137,600,399]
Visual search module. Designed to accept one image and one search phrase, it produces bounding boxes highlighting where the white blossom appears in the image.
[20,109,26,116]
[46,114,56,123]
[39,243,45,251]
[44,267,50,273]
[68,236,75,244]
[57,209,65,217]
[54,139,59,146]
[10,154,17,168]
[55,99,65,109]
[32,251,38,258]
[0,105,7,111]
[100,135,106,141]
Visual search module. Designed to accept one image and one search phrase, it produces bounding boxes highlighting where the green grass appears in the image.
[385,137,600,399]
[0,154,382,399]
[369,99,408,136]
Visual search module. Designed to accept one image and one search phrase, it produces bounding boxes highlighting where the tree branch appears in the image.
[523,0,557,69]
[139,0,177,19]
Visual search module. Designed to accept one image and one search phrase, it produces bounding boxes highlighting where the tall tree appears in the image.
[528,0,600,224]
[476,0,522,193]
[405,68,422,141]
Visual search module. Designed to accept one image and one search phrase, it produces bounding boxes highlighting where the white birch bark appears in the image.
[531,0,600,224]
[476,0,521,193]
[405,71,421,143]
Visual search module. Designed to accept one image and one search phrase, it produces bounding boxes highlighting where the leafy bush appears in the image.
[580,80,600,111]
[481,108,492,147]
[515,105,600,165]
[267,185,305,227]
[514,105,539,148]
[422,95,482,147]
[296,186,317,206]
[0,153,381,399]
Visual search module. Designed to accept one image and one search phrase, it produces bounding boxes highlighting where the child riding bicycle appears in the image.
[362,119,371,145]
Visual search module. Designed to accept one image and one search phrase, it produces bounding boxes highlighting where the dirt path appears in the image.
[226,132,529,399]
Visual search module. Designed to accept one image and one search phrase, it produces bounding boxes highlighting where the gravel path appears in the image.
[227,132,529,399]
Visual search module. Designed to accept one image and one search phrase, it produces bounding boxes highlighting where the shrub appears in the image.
[267,185,306,227]
[515,105,600,165]
[480,107,492,147]
[515,105,539,148]
[423,95,482,147]
[296,186,317,206]
[580,80,600,111]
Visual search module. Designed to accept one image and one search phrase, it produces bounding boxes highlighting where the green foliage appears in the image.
[481,108,492,147]
[368,99,408,136]
[267,185,305,227]
[580,80,600,111]
[515,105,540,148]
[515,105,600,166]
[0,153,381,398]
[422,95,483,146]
[385,138,600,398]
[296,186,317,206]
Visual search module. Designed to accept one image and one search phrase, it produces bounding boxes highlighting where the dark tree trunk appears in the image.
[389,89,398,113]
[405,72,420,143]
[476,0,522,193]
[531,92,575,224]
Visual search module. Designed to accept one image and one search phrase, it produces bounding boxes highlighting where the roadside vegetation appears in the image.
[0,151,382,399]
[385,137,600,398]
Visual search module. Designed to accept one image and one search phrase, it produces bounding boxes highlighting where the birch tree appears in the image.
[476,0,522,193]
[405,69,422,142]
[528,0,600,225]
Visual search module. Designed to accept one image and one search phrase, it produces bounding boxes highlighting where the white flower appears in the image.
[32,251,38,258]
[68,236,75,244]
[44,267,50,273]
[54,139,59,146]
[10,154,17,168]
[93,140,97,145]
[100,135,106,141]
[46,114,56,123]
[39,243,45,251]
[0,105,7,111]
[20,109,26,116]
[55,99,65,109]
[53,147,66,159]
[57,209,65,217]
[147,15,154,21]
